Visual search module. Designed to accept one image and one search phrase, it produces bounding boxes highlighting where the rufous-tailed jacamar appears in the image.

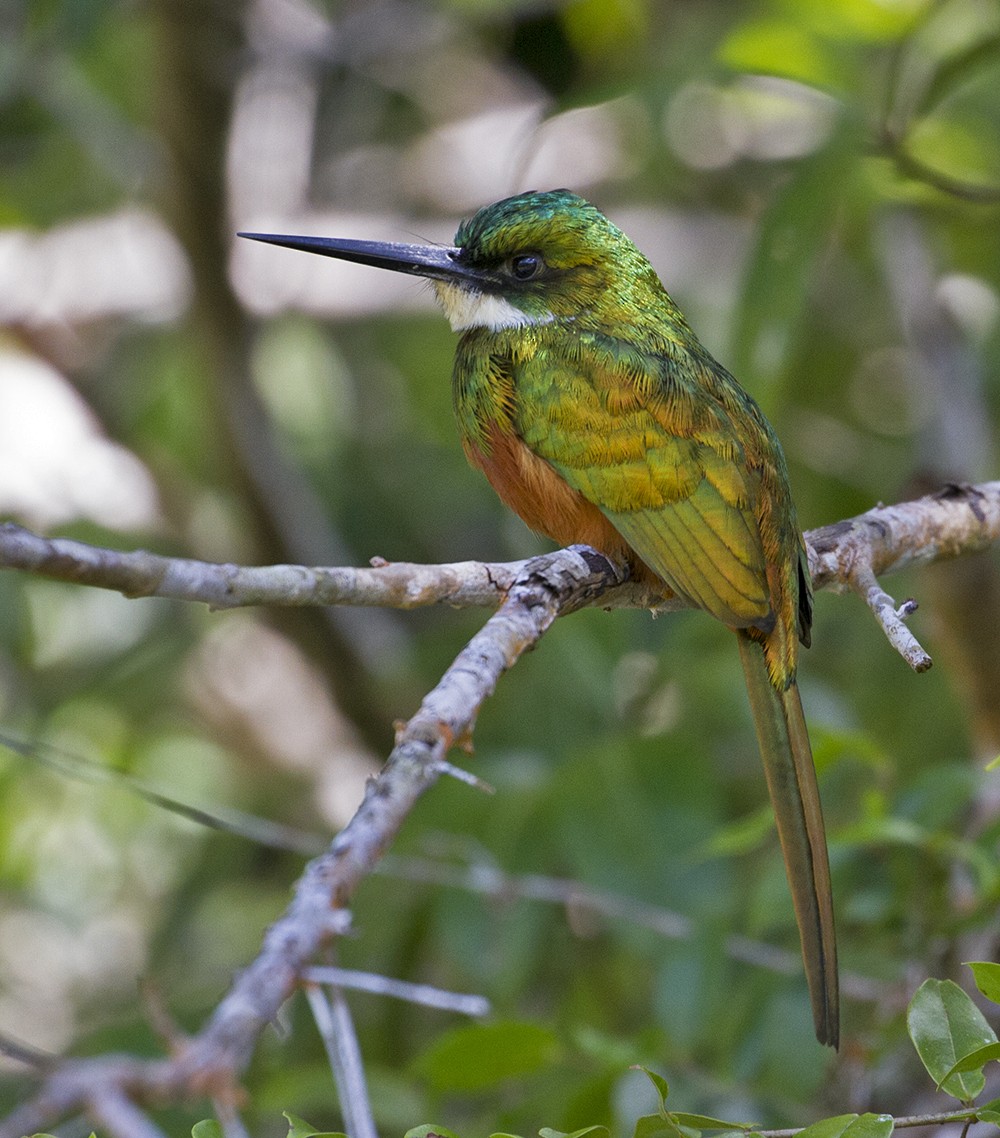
[240,189,839,1047]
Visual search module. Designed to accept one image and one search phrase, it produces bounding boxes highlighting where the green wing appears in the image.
[514,335,773,629]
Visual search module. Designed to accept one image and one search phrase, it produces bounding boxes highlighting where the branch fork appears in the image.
[2,482,1000,1134]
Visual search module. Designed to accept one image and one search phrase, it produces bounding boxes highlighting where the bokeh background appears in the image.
[2,0,1000,1133]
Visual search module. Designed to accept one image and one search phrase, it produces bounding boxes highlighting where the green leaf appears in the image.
[908,979,998,1101]
[669,1114,756,1132]
[793,1116,860,1138]
[631,1072,680,1138]
[795,1115,893,1138]
[628,1066,754,1134]
[967,963,1000,1005]
[778,0,922,42]
[192,1124,224,1138]
[917,34,1000,119]
[719,18,844,89]
[632,1066,670,1112]
[905,115,999,190]
[938,1042,1000,1089]
[839,1116,894,1138]
[633,1116,688,1138]
[413,1021,559,1093]
[283,1112,347,1138]
[405,1127,463,1138]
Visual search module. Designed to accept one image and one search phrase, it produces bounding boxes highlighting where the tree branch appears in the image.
[1,481,998,1133]
[0,547,624,1138]
[2,481,999,671]
[805,481,1000,669]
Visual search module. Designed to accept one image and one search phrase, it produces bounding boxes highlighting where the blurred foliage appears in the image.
[56,971,1000,1138]
[2,0,1000,1134]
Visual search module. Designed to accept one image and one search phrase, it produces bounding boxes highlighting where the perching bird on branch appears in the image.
[240,189,839,1047]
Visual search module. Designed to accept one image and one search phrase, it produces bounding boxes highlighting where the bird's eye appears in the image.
[509,253,543,281]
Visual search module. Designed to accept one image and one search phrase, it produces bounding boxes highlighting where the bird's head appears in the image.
[239,189,671,335]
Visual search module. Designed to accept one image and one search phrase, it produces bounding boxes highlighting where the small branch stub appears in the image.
[851,565,933,673]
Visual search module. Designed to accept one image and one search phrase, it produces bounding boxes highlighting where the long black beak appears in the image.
[237,232,476,284]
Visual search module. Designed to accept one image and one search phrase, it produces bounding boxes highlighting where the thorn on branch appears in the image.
[324,911,354,937]
[435,760,496,794]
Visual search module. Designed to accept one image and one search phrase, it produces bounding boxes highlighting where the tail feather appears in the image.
[736,631,839,1048]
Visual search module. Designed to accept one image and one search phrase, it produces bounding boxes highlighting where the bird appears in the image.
[239,189,839,1047]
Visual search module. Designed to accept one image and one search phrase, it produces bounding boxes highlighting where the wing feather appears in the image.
[514,335,774,628]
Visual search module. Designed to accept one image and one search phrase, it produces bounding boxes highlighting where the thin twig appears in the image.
[213,1098,252,1138]
[304,983,377,1138]
[304,966,490,1017]
[88,1086,169,1138]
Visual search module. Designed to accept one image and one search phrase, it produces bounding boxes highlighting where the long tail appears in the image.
[736,631,839,1048]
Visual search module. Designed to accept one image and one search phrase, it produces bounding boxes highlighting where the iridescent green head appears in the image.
[454,189,614,272]
[440,189,667,331]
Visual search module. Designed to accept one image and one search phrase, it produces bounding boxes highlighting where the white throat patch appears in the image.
[434,281,555,332]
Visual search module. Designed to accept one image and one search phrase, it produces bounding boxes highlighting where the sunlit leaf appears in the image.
[778,0,924,42]
[906,114,1000,191]
[563,0,648,59]
[192,1123,224,1138]
[719,19,845,89]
